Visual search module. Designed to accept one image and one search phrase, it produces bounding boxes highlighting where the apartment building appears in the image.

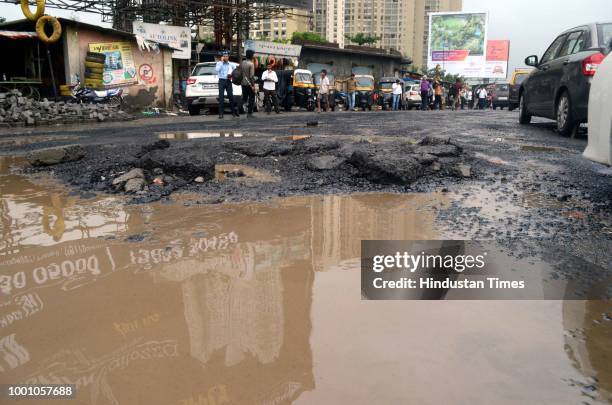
[250,6,312,42]
[198,5,311,44]
[313,0,461,68]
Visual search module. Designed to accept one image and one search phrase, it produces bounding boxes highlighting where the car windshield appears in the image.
[193,65,217,76]
[496,84,509,91]
[356,78,374,87]
[598,23,612,47]
[294,72,313,83]
[515,73,528,85]
[379,82,394,89]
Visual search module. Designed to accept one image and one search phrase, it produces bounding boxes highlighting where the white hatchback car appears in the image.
[185,62,243,116]
[583,51,612,165]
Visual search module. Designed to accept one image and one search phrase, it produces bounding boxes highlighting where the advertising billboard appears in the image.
[133,21,191,59]
[427,12,488,78]
[485,40,510,79]
[88,42,138,88]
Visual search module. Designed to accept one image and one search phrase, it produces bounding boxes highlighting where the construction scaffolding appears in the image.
[1,0,289,52]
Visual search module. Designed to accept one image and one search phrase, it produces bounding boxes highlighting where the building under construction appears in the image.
[2,0,288,52]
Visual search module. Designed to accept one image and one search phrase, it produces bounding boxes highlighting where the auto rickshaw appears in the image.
[377,77,404,110]
[354,75,375,111]
[276,69,316,111]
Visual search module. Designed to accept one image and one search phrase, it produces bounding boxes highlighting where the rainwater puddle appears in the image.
[475,152,510,165]
[0,135,80,148]
[158,132,244,140]
[0,159,609,404]
[215,164,279,183]
[275,135,311,142]
[520,144,564,153]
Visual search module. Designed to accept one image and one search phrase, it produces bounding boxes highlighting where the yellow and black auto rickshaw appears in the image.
[354,75,375,111]
[276,69,316,111]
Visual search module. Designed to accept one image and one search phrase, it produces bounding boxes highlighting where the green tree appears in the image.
[0,17,6,23]
[345,33,381,46]
[421,66,464,83]
[291,31,326,44]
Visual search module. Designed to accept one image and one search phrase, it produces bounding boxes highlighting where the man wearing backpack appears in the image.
[239,50,256,118]
[216,51,238,119]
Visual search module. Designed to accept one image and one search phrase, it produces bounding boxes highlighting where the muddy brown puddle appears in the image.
[0,155,610,404]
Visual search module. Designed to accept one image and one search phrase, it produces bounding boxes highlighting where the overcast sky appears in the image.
[464,0,612,74]
[2,0,612,76]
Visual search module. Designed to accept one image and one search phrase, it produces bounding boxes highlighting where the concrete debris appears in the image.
[0,89,130,127]
[26,145,86,167]
[307,155,346,171]
[112,168,145,186]
[454,164,472,178]
[125,177,146,193]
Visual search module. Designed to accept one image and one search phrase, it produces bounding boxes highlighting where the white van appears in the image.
[185,62,243,115]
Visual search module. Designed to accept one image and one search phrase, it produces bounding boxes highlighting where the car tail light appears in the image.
[187,77,197,85]
[582,53,605,76]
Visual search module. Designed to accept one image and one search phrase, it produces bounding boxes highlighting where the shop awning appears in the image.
[0,31,38,39]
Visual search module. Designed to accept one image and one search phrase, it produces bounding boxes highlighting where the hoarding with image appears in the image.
[89,42,138,88]
[485,40,510,79]
[244,40,302,67]
[427,12,488,78]
[133,21,191,59]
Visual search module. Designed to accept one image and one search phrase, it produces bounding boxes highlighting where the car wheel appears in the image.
[188,105,200,116]
[519,93,531,124]
[493,104,497,110]
[556,91,576,136]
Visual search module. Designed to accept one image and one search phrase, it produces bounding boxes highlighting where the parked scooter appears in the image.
[68,76,124,107]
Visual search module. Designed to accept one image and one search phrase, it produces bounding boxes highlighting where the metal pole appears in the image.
[46,44,58,101]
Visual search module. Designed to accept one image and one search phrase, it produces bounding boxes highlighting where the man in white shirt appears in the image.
[392,79,403,111]
[477,86,488,110]
[215,50,238,119]
[317,70,331,113]
[261,64,281,114]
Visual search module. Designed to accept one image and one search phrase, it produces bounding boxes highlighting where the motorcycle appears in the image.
[68,78,124,107]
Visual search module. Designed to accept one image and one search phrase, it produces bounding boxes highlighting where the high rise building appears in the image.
[313,0,461,68]
[197,4,312,45]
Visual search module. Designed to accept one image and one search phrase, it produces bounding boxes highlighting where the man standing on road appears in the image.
[419,76,431,110]
[240,50,256,118]
[392,79,403,111]
[317,70,331,113]
[434,79,443,110]
[477,86,488,110]
[261,64,281,114]
[450,78,462,111]
[216,51,238,119]
[459,86,467,110]
[347,73,357,111]
[467,87,474,109]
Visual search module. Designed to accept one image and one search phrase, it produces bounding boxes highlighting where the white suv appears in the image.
[185,62,243,116]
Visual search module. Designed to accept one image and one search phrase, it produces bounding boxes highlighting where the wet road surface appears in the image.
[0,110,611,404]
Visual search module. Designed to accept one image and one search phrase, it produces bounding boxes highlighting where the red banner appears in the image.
[487,40,510,62]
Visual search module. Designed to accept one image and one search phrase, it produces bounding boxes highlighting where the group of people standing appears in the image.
[215,49,283,119]
[419,76,490,111]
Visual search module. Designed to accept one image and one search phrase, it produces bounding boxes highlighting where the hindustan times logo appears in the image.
[372,251,487,273]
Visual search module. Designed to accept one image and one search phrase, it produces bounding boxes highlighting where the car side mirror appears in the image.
[525,55,539,67]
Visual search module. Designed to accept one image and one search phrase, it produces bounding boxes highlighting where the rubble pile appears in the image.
[0,90,131,127]
[28,135,473,204]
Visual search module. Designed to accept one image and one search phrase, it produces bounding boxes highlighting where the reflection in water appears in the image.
[563,300,612,403]
[158,132,244,140]
[0,156,609,404]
